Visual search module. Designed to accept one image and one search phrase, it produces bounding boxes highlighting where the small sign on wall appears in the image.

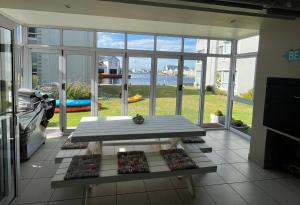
[283,48,300,62]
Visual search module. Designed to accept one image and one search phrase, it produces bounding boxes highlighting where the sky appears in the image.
[97,32,203,70]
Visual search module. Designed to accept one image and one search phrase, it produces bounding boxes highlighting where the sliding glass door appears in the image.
[97,53,125,116]
[127,55,153,116]
[180,58,205,124]
[0,26,17,205]
[64,51,94,129]
[30,50,61,128]
[155,57,180,115]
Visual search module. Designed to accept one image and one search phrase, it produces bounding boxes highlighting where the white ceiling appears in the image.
[0,0,282,38]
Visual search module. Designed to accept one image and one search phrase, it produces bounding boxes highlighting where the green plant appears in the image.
[66,82,91,99]
[231,118,246,127]
[241,88,253,101]
[205,85,215,93]
[214,110,223,116]
[32,75,40,89]
[214,88,227,96]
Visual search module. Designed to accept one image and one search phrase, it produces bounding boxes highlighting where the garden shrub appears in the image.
[241,88,253,100]
[214,110,223,116]
[66,82,91,99]
[215,88,227,96]
[205,85,215,93]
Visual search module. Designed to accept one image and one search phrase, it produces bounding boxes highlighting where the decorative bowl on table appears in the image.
[133,114,144,124]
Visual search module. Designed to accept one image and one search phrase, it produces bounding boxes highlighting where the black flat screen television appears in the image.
[263,77,300,138]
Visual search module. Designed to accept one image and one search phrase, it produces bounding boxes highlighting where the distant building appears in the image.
[98,56,121,75]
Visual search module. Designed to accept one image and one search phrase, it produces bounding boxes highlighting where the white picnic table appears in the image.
[52,115,216,205]
[71,115,206,142]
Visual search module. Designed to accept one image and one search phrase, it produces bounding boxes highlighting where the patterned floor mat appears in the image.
[118,151,150,174]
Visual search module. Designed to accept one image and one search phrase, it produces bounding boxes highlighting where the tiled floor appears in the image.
[19,130,300,205]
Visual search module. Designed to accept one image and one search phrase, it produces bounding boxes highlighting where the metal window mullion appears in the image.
[91,52,97,116]
[60,50,67,132]
[123,53,128,116]
[225,39,237,129]
[199,57,207,126]
[176,55,184,115]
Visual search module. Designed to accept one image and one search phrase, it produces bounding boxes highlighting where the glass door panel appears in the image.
[31,52,60,127]
[66,54,92,128]
[128,57,152,116]
[155,58,179,115]
[0,26,17,204]
[202,57,230,128]
[97,55,124,116]
[181,59,202,124]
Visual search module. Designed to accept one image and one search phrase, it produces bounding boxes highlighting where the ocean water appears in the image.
[99,73,195,85]
[129,73,195,85]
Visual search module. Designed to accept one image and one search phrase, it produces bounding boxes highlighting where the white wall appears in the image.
[249,19,300,167]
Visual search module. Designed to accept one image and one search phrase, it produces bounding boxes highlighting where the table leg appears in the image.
[185,175,195,198]
[87,142,102,155]
[82,186,88,205]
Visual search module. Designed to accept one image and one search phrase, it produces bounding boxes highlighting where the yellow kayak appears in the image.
[128,95,143,103]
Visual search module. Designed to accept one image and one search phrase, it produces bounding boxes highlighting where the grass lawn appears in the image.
[48,85,253,128]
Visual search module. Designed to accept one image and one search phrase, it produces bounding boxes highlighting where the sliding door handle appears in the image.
[123,84,128,91]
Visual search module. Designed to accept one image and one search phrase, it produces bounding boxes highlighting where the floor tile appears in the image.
[117,193,150,205]
[170,177,188,189]
[51,186,83,201]
[193,173,225,186]
[255,179,300,205]
[230,182,280,205]
[231,162,279,180]
[20,179,30,193]
[215,150,247,163]
[276,178,300,194]
[20,161,43,179]
[205,184,247,205]
[217,164,249,183]
[89,195,116,205]
[48,199,82,205]
[148,190,182,205]
[144,178,174,191]
[29,147,52,162]
[177,187,216,205]
[20,178,54,204]
[205,152,227,165]
[88,183,116,197]
[117,180,146,194]
[45,149,61,161]
[33,160,59,178]
[231,148,249,160]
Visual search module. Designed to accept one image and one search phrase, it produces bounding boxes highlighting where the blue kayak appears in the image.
[55,99,91,107]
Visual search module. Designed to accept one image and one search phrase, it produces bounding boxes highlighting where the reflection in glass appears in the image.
[155,58,179,115]
[98,55,123,116]
[27,27,60,45]
[127,34,154,50]
[66,54,92,128]
[97,32,125,49]
[128,57,152,116]
[63,30,94,47]
[209,40,231,54]
[156,36,181,52]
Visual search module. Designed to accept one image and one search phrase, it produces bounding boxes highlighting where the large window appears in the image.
[63,30,94,47]
[203,57,231,128]
[27,27,60,45]
[209,40,231,55]
[184,38,207,53]
[97,32,125,49]
[156,36,182,52]
[237,35,259,54]
[127,34,154,51]
[230,36,258,136]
